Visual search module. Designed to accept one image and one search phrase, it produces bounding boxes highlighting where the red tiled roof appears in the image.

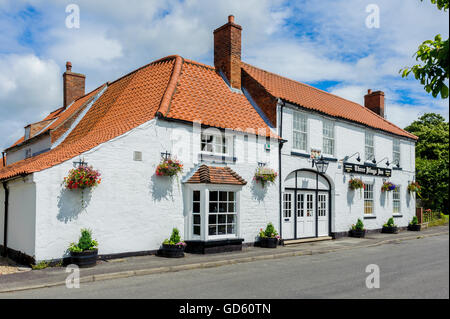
[0,56,275,181]
[242,62,418,140]
[187,165,247,185]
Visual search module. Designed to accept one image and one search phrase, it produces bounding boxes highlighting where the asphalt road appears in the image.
[2,234,448,299]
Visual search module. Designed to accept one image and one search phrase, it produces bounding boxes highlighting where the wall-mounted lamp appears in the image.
[341,152,361,163]
[312,155,329,174]
[393,159,400,168]
[376,157,390,167]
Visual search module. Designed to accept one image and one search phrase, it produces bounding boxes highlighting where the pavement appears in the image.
[0,225,448,294]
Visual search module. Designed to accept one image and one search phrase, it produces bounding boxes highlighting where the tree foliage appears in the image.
[401,0,449,99]
[405,113,449,214]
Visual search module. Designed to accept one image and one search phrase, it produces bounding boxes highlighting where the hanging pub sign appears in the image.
[343,162,392,177]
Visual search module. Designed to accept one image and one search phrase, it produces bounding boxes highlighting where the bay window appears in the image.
[208,191,236,236]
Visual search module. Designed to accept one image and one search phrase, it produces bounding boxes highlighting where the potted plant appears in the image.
[349,219,366,238]
[382,217,398,234]
[381,181,397,192]
[258,223,280,248]
[155,157,183,177]
[159,228,187,258]
[408,216,421,231]
[68,228,99,268]
[407,181,422,198]
[253,167,278,187]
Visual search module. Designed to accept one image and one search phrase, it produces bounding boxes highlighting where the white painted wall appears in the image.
[6,135,51,166]
[0,185,4,247]
[280,102,416,234]
[33,119,280,261]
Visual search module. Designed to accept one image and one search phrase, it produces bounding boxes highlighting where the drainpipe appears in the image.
[278,100,286,239]
[1,152,5,167]
[2,182,8,257]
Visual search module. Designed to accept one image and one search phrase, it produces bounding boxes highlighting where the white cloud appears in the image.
[0,54,61,149]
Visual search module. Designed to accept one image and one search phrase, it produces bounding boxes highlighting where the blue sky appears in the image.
[0,0,448,150]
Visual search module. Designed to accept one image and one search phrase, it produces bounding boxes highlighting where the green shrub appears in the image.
[351,219,365,231]
[410,216,419,225]
[32,260,51,270]
[68,228,98,253]
[384,217,397,228]
[259,223,280,238]
[163,228,186,246]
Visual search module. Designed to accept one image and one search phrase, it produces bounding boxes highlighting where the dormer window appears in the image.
[24,126,31,140]
[25,148,32,159]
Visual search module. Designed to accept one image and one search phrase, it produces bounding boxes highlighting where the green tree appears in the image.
[401,0,449,99]
[405,113,449,214]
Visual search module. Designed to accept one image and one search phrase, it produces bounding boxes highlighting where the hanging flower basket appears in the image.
[348,178,364,191]
[407,181,421,198]
[381,181,397,192]
[155,158,183,177]
[64,165,101,190]
[253,167,278,187]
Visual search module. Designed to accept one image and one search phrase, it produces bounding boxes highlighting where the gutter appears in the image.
[2,181,8,257]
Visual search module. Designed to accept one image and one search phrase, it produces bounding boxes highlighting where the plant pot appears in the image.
[349,229,366,238]
[382,226,398,234]
[70,249,98,268]
[159,244,185,258]
[408,224,421,231]
[259,237,278,248]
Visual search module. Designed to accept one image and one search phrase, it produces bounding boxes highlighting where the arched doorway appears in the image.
[282,169,332,240]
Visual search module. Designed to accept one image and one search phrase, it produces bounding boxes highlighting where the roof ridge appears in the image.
[242,62,417,139]
[155,55,184,117]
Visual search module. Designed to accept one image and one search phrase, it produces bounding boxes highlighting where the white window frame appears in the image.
[292,110,308,153]
[200,133,232,157]
[186,184,242,241]
[393,185,401,215]
[363,181,375,216]
[322,120,335,157]
[393,139,401,167]
[365,131,375,162]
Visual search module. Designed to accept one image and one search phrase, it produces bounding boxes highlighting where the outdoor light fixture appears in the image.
[376,157,390,167]
[341,152,361,163]
[393,159,400,168]
[312,155,329,174]
[371,158,377,164]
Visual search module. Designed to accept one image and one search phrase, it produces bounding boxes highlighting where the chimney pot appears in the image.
[66,61,72,71]
[367,89,372,94]
[228,15,235,23]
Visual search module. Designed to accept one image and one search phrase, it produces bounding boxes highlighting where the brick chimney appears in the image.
[63,61,85,108]
[214,15,242,90]
[364,89,385,118]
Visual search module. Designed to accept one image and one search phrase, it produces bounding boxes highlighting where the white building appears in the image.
[0,16,417,264]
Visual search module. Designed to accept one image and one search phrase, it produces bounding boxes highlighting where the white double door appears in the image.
[282,190,329,239]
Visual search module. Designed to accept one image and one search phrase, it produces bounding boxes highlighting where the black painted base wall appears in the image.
[331,226,408,239]
[185,238,244,254]
[0,245,35,265]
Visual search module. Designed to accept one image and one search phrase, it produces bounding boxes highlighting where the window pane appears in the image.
[193,202,200,213]
[219,191,227,201]
[209,214,217,224]
[228,203,235,212]
[209,225,217,235]
[218,214,226,224]
[193,215,201,225]
[228,192,235,201]
[210,191,218,201]
[193,191,200,201]
[227,225,235,235]
[227,215,235,223]
[219,203,227,212]
[209,202,218,213]
[218,225,226,235]
[193,226,201,235]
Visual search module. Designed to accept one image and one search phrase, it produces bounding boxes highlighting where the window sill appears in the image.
[198,153,236,163]
[290,151,310,158]
[363,215,377,219]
